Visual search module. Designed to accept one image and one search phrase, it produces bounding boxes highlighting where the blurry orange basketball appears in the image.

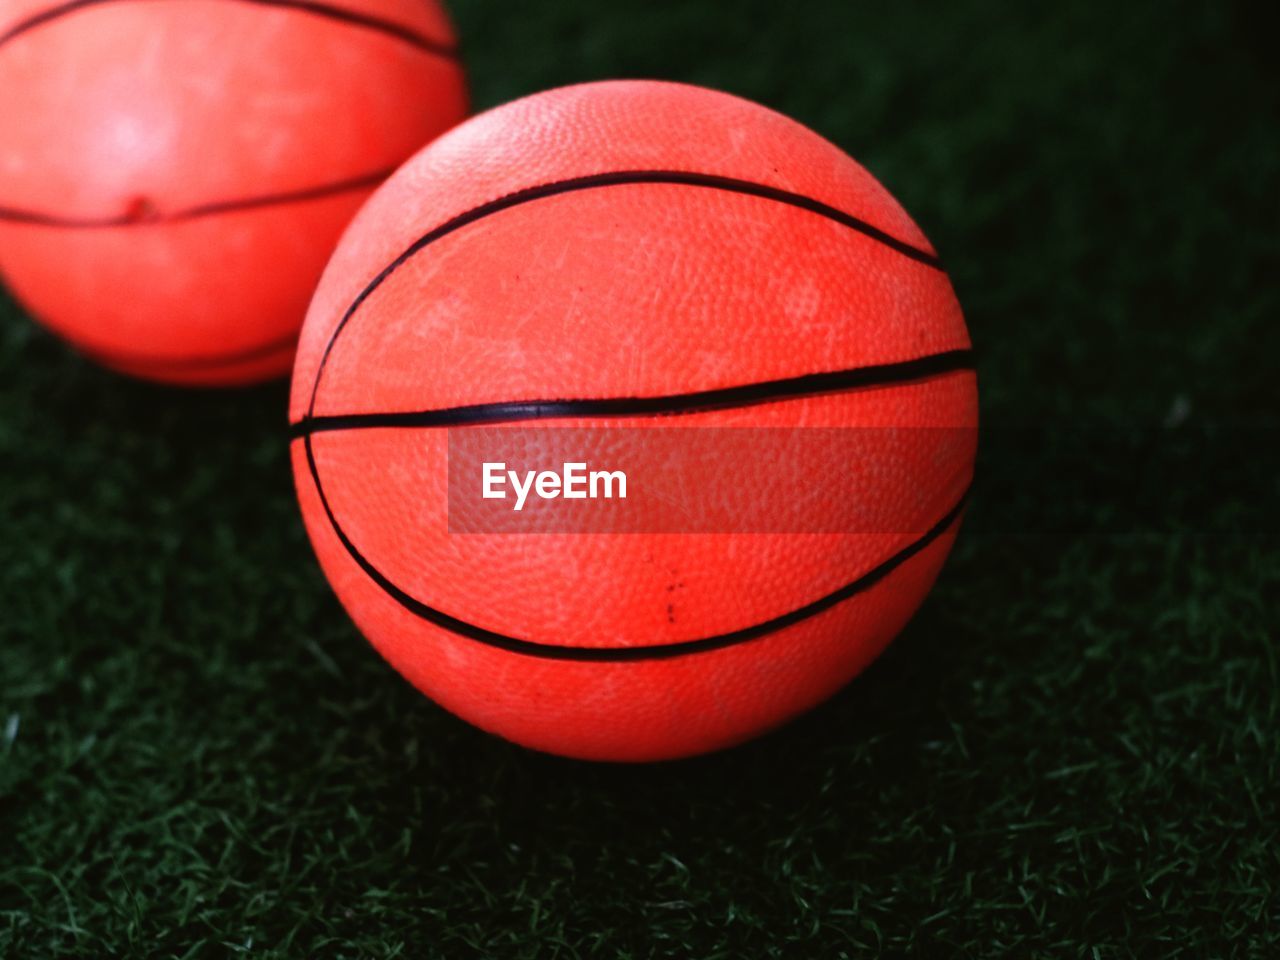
[289,81,978,761]
[0,0,467,385]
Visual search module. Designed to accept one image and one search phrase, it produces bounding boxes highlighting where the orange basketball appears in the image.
[289,81,978,761]
[0,0,467,385]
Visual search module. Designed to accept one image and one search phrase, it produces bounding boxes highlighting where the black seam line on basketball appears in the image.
[84,331,299,370]
[0,165,397,229]
[304,169,946,418]
[288,348,975,438]
[0,0,458,58]
[304,427,969,662]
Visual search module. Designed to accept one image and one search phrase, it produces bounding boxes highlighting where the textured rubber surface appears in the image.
[289,81,979,761]
[0,0,467,385]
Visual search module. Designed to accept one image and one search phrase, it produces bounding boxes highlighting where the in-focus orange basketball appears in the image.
[289,81,978,761]
[0,0,467,385]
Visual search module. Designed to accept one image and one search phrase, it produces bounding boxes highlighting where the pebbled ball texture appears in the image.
[0,0,467,385]
[289,81,978,761]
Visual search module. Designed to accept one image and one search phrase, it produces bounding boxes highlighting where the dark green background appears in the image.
[2,1,1277,956]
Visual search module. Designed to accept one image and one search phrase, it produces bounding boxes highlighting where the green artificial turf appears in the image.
[2,0,1278,956]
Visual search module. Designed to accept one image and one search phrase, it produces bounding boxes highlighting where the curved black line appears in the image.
[0,0,458,58]
[304,426,969,662]
[84,331,298,371]
[0,165,396,229]
[305,169,946,418]
[290,348,975,438]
